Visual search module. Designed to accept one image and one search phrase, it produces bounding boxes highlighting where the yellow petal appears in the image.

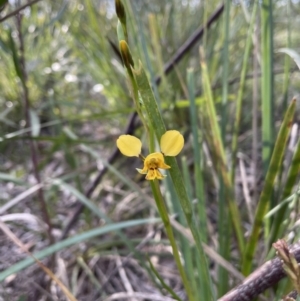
[116,135,142,157]
[160,130,184,156]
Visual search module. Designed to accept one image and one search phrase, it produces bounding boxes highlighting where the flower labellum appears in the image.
[138,152,170,180]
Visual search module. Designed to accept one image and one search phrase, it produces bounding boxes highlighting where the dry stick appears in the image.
[16,11,55,301]
[60,3,225,240]
[15,13,54,245]
[0,0,42,23]
[155,3,224,84]
[60,114,137,239]
[218,241,300,301]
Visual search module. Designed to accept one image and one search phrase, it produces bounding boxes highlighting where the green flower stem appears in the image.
[130,73,149,134]
[119,40,192,297]
[150,180,195,301]
[115,0,128,41]
[117,21,126,42]
[134,62,215,300]
[119,41,149,135]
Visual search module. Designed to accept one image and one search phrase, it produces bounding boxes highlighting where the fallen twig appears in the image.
[218,240,300,301]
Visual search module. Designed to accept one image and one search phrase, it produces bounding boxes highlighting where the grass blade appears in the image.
[242,98,296,275]
[0,218,160,281]
[231,0,259,180]
[269,136,300,243]
[261,0,275,173]
[200,49,244,254]
[218,0,231,295]
[148,257,183,301]
[187,69,206,242]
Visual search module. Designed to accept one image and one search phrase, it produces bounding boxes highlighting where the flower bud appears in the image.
[119,40,134,69]
[115,0,126,26]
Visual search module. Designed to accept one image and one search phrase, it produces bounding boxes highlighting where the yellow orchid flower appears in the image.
[116,130,184,180]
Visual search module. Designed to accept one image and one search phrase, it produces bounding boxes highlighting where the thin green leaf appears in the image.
[52,179,108,221]
[187,69,206,242]
[148,257,183,301]
[218,0,231,295]
[7,29,22,81]
[0,172,25,185]
[242,98,296,275]
[269,136,300,242]
[181,156,200,299]
[231,0,259,180]
[261,0,275,173]
[200,50,244,254]
[278,48,300,71]
[0,218,160,281]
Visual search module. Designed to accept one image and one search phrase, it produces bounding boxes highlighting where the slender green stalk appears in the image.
[269,137,300,244]
[133,9,162,108]
[221,0,230,140]
[187,69,206,242]
[218,0,231,295]
[116,11,189,293]
[261,0,275,240]
[181,156,201,299]
[150,180,195,301]
[231,0,259,181]
[133,62,166,138]
[148,14,167,91]
[77,257,103,291]
[118,40,149,136]
[115,0,127,40]
[116,2,149,135]
[86,0,107,47]
[200,49,245,254]
[242,98,296,275]
[282,0,291,111]
[261,0,274,174]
